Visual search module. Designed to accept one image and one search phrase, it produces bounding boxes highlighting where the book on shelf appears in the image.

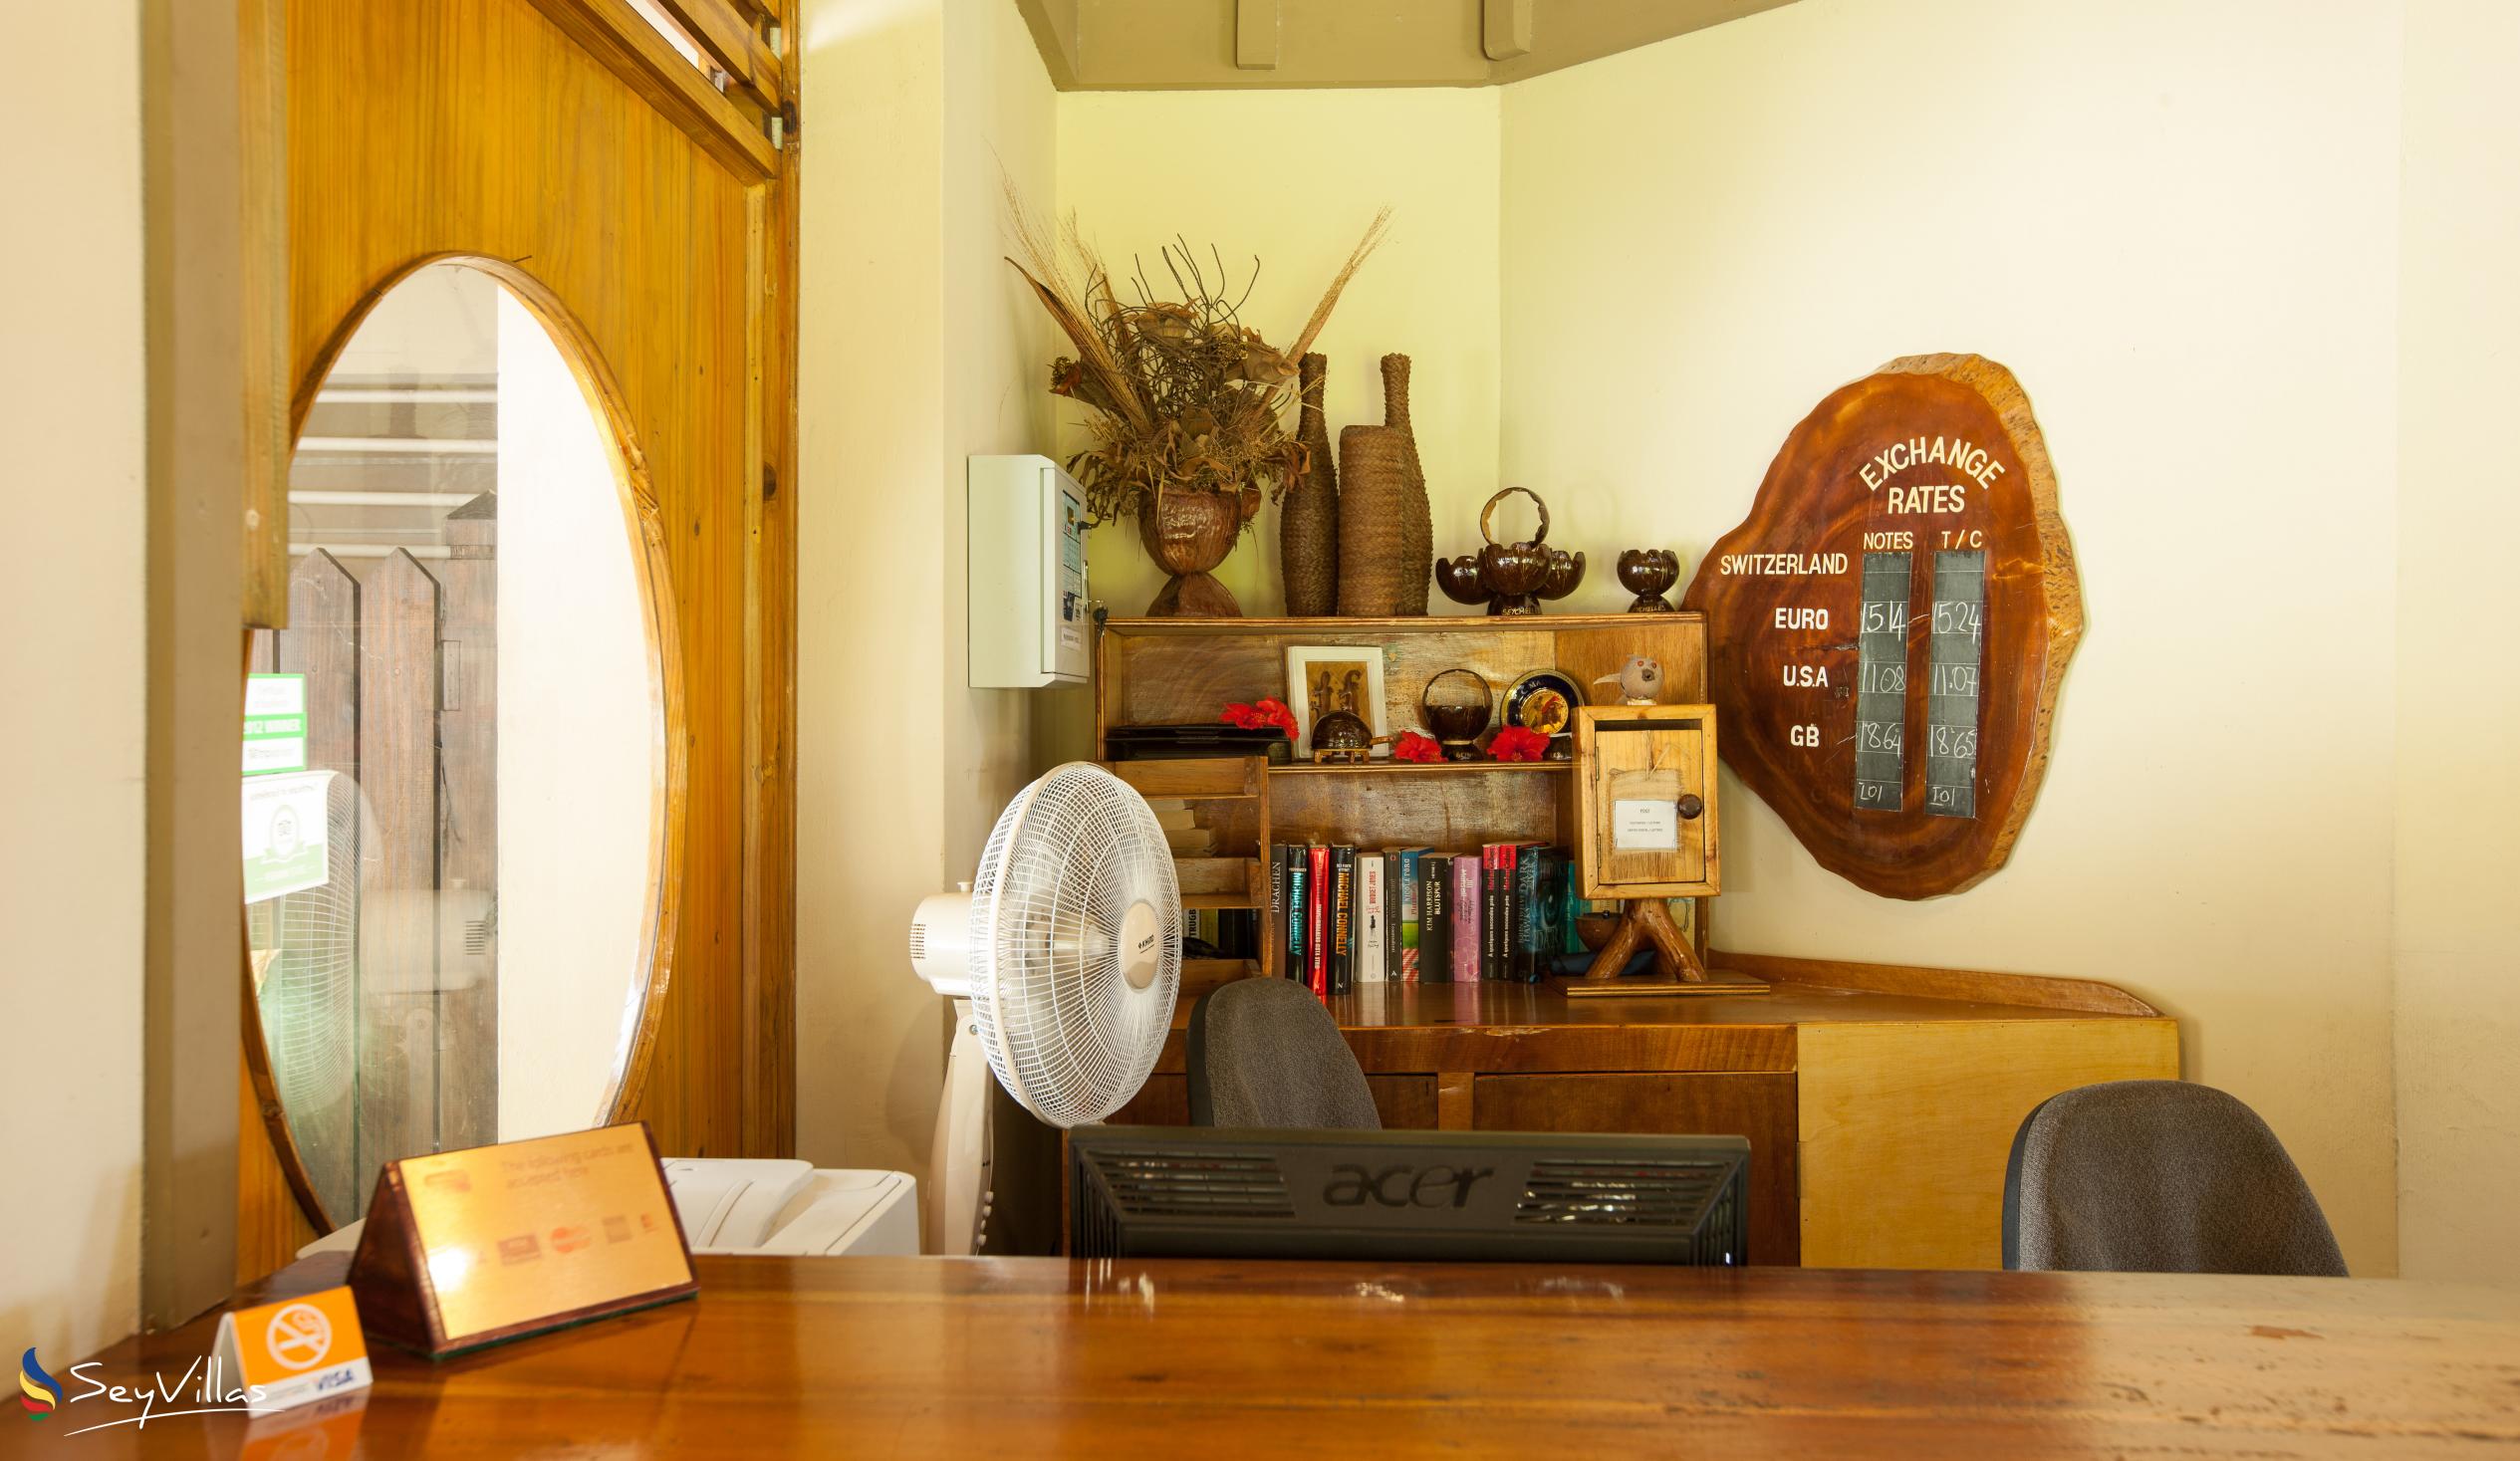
[1356,853,1386,985]
[1479,845,1514,981]
[1450,854,1482,984]
[1305,845,1330,999]
[1329,846,1357,996]
[1267,844,1287,969]
[1282,846,1308,981]
[1393,847,1428,981]
[1417,854,1451,982]
[1515,847,1569,983]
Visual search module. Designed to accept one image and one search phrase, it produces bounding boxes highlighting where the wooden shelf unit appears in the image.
[1096,611,1714,974]
[1095,613,1710,756]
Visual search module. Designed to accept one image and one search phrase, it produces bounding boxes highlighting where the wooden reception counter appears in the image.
[1115,952,2181,1269]
[32,1253,2520,1459]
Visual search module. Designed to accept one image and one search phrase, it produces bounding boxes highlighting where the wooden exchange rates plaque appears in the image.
[1682,354,2080,898]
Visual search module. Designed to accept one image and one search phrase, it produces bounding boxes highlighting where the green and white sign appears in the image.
[243,770,332,904]
[244,673,309,776]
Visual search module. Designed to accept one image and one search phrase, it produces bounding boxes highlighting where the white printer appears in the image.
[300,1160,920,1261]
[662,1160,920,1257]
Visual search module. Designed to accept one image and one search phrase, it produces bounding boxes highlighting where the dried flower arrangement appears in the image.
[1004,187,1390,528]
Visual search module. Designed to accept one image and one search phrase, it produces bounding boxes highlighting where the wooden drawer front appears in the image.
[1108,757,1262,800]
[1365,1076,1437,1129]
[1105,1073,1436,1131]
[1471,1072,1799,1266]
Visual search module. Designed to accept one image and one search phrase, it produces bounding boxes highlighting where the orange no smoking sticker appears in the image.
[212,1285,373,1413]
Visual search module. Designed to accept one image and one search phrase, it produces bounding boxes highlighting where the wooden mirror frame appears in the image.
[243,252,688,1233]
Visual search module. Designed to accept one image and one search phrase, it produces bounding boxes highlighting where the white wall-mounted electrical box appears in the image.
[967,454,1091,688]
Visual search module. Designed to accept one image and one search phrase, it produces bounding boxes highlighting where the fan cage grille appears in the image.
[968,763,1180,1127]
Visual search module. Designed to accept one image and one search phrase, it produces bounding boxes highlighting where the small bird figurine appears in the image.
[1591,655,1663,706]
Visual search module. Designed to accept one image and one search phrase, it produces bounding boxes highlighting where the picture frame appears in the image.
[1284,645,1389,758]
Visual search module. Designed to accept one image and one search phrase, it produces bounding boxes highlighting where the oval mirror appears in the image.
[245,260,669,1228]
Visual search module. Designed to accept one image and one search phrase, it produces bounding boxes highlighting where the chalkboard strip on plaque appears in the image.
[1852,552,1910,814]
[1924,549,1985,819]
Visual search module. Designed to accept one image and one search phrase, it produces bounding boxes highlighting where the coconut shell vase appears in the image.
[1139,485,1259,616]
[1618,548,1680,612]
[1420,668,1494,762]
[1434,486,1586,616]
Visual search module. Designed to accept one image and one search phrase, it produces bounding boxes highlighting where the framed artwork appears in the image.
[1285,645,1388,758]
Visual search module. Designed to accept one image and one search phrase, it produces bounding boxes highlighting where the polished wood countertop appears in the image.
[25,1254,2519,1459]
[1152,956,2177,1078]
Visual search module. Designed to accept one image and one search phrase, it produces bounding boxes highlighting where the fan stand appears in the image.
[925,999,994,1257]
[1566,900,1768,998]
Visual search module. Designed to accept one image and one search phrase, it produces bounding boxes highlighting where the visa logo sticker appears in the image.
[210,1286,373,1415]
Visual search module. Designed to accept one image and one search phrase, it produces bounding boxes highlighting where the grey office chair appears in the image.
[1185,978,1380,1129]
[2002,1080,2347,1276]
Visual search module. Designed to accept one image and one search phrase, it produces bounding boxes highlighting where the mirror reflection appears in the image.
[244,261,662,1225]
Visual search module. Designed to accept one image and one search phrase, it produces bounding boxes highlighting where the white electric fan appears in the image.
[908,761,1180,1255]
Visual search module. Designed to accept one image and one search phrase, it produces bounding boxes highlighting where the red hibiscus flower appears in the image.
[1391,731,1442,764]
[1487,726,1550,762]
[1221,697,1299,738]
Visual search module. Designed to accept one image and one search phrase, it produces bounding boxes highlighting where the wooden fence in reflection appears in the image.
[248,504,497,1223]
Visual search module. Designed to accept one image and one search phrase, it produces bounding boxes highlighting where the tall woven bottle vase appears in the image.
[1279,353,1340,616]
[1337,423,1415,616]
[1381,353,1432,614]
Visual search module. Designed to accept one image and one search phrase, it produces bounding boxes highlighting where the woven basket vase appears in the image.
[1278,353,1340,616]
[1382,354,1432,613]
[1335,355,1434,615]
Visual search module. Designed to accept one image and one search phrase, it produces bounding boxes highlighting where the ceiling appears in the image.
[1015,0,1800,91]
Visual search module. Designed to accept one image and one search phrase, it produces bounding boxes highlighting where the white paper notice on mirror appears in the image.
[1613,798,1679,852]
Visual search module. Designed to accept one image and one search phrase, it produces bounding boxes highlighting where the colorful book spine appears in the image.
[1513,846,1554,983]
[1480,844,1514,980]
[1388,853,1404,978]
[1418,854,1450,981]
[1537,849,1573,977]
[1329,846,1357,995]
[1559,873,1591,958]
[1356,853,1386,984]
[1395,848,1424,981]
[1284,845,1309,980]
[1306,845,1330,999]
[1268,844,1288,971]
[1450,853,1482,983]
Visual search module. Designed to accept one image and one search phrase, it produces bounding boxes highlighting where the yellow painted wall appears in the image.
[1055,89,1501,619]
[796,0,1055,1184]
[0,0,145,1357]
[2394,0,2520,1285]
[1500,0,2402,1273]
[801,0,2513,1286]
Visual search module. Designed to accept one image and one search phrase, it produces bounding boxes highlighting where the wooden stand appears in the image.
[1567,898,1767,997]
[1583,897,1701,980]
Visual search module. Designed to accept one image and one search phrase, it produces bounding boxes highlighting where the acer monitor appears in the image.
[1066,1126,1749,1266]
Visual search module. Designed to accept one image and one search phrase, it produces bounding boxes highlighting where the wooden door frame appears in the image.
[141,0,283,1331]
[160,0,800,1301]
